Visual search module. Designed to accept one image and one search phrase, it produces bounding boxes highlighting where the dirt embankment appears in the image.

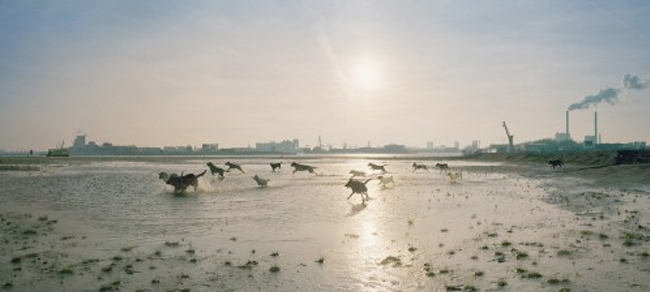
[463,150,650,188]
[463,150,620,167]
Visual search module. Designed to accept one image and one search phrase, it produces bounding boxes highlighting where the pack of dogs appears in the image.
[158,160,479,200]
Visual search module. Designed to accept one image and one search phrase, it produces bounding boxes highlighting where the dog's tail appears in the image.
[363,178,372,185]
[197,170,207,178]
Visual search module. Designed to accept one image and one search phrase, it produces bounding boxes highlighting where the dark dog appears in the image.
[270,162,282,172]
[345,178,372,204]
[225,161,244,173]
[290,162,317,174]
[158,170,206,192]
[412,162,428,172]
[435,163,449,172]
[367,162,387,173]
[206,162,227,178]
[548,159,564,169]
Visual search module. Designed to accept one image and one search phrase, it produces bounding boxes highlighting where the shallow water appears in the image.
[2,156,648,291]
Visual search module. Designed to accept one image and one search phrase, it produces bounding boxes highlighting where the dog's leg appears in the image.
[347,191,356,200]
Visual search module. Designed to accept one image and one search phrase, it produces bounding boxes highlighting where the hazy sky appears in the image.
[2,1,650,151]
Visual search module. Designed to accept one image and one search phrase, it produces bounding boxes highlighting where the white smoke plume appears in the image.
[568,74,650,111]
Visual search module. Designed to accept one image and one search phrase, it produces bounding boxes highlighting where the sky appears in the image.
[1,1,650,151]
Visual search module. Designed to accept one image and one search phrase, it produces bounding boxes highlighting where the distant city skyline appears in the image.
[2,1,650,151]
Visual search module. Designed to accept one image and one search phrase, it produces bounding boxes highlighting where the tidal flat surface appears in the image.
[1,156,649,291]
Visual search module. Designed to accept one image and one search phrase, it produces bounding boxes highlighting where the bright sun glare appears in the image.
[352,61,381,91]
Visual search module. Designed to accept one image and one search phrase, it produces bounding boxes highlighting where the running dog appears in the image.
[345,178,372,204]
[206,162,227,178]
[412,162,429,172]
[367,162,387,173]
[158,170,206,192]
[290,162,317,174]
[253,175,270,187]
[225,161,245,173]
[548,159,564,169]
[349,170,366,177]
[270,162,282,172]
[376,175,395,187]
[435,163,449,172]
[447,171,462,184]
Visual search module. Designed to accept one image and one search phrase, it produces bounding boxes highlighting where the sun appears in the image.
[352,61,381,91]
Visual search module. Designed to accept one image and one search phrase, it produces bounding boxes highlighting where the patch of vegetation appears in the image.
[22,229,37,235]
[58,268,74,275]
[99,281,121,292]
[547,278,561,285]
[121,246,136,252]
[101,264,114,273]
[516,252,529,260]
[164,241,180,247]
[269,266,281,273]
[237,260,258,270]
[315,257,325,264]
[501,241,512,247]
[556,250,572,257]
[82,258,100,265]
[579,230,594,237]
[522,272,543,279]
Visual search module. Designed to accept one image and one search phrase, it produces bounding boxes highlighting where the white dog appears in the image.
[376,175,395,187]
[253,175,270,187]
[447,171,462,184]
[349,170,366,177]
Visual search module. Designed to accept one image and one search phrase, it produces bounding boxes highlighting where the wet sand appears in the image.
[1,155,649,291]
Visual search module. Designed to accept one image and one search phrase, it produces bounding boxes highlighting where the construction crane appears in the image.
[502,121,514,152]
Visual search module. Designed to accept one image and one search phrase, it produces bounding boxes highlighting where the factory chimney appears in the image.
[565,111,570,136]
[594,111,598,145]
